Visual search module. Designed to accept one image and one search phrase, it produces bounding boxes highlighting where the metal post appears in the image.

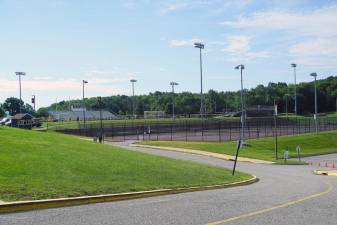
[232,139,241,176]
[274,101,278,160]
[130,79,137,119]
[32,95,36,111]
[310,73,318,133]
[200,47,203,117]
[99,96,103,143]
[15,72,26,113]
[235,65,245,144]
[194,42,205,118]
[82,80,88,126]
[291,64,297,115]
[285,94,288,117]
[170,82,178,121]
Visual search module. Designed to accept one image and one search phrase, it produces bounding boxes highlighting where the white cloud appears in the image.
[221,5,337,38]
[222,35,271,62]
[246,51,272,59]
[221,4,337,67]
[0,78,126,93]
[290,38,337,57]
[160,0,251,14]
[170,38,201,47]
[289,38,337,67]
[223,35,251,53]
[161,2,188,14]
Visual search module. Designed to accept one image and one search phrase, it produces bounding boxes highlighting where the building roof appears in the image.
[13,113,34,120]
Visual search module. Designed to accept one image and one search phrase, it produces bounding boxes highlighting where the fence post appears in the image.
[111,123,114,140]
[218,121,221,142]
[123,121,126,141]
[229,122,232,141]
[185,119,188,142]
[170,123,173,141]
[201,119,204,142]
[156,120,159,141]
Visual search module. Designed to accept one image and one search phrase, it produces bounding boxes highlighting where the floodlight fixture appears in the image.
[194,42,204,49]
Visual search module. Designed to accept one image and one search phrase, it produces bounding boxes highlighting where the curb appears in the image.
[313,170,337,176]
[0,176,258,214]
[132,144,274,164]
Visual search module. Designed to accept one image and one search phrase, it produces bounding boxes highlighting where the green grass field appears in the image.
[140,131,337,163]
[0,127,251,202]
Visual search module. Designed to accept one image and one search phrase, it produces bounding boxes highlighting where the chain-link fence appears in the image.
[50,116,337,142]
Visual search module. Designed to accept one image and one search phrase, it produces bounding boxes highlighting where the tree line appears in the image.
[1,76,336,118]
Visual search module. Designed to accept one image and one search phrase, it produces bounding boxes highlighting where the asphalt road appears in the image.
[1,142,336,225]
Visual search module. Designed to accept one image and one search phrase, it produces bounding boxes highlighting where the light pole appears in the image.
[82,80,88,125]
[284,94,289,117]
[194,42,205,118]
[31,95,36,111]
[130,79,137,118]
[310,72,318,133]
[15,72,26,113]
[170,82,178,120]
[235,64,245,143]
[291,63,297,115]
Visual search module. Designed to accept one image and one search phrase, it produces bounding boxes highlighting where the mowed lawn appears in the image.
[140,131,337,162]
[0,127,251,202]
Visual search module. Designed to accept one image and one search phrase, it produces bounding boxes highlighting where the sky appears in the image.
[1,0,337,109]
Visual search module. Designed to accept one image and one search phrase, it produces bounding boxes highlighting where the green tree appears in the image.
[0,104,5,117]
[3,97,23,115]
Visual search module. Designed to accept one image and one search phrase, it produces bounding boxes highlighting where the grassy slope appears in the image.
[0,127,251,202]
[141,131,337,162]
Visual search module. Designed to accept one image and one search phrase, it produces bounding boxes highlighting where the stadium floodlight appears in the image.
[194,42,204,49]
[291,63,298,115]
[310,72,318,133]
[82,80,88,125]
[130,79,137,118]
[194,42,205,118]
[235,65,245,143]
[15,72,26,113]
[170,82,179,120]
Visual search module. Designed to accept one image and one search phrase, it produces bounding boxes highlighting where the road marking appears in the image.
[205,183,333,225]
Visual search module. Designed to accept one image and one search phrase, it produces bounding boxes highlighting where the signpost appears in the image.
[284,147,289,164]
[296,145,301,161]
[232,139,242,176]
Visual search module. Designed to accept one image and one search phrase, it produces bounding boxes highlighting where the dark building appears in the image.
[12,113,34,129]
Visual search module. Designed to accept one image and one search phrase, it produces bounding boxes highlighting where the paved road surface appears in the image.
[1,142,336,225]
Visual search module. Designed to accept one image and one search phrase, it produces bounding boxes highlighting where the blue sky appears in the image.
[1,0,337,108]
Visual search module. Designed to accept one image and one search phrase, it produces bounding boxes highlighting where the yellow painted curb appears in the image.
[132,144,274,164]
[313,170,337,176]
[0,176,258,214]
